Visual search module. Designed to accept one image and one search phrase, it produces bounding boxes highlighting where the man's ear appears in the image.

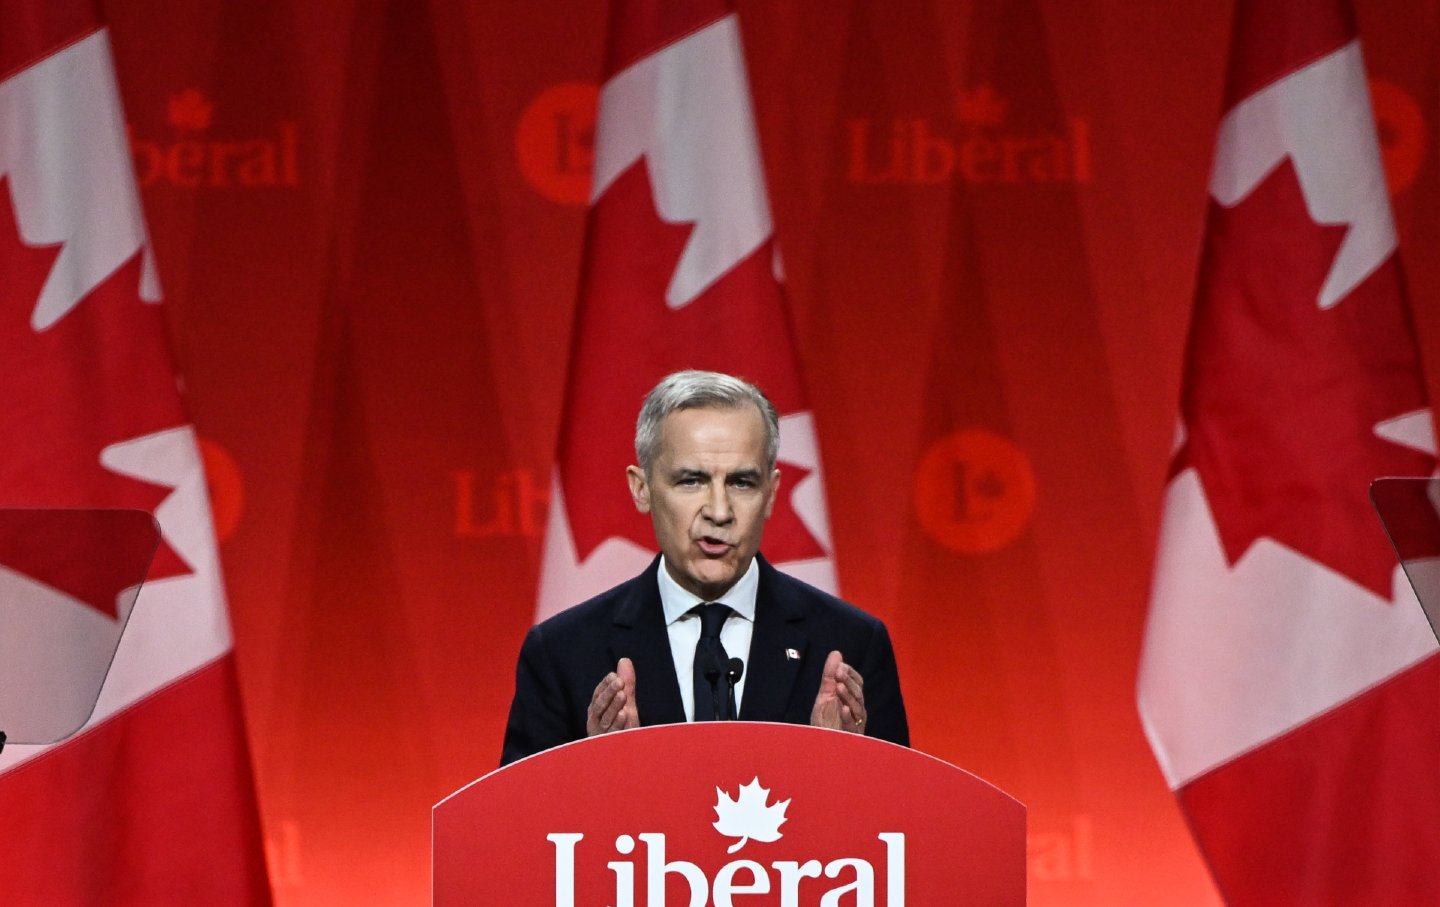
[626,465,652,513]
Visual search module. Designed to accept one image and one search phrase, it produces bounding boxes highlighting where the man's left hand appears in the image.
[809,650,866,734]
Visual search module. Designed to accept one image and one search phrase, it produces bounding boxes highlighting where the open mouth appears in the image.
[696,536,731,556]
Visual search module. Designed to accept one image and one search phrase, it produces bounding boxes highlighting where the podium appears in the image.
[434,723,1025,905]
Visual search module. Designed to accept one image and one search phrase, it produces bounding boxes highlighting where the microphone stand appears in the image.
[701,654,727,720]
[700,655,747,720]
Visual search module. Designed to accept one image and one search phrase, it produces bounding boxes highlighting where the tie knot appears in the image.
[693,603,732,640]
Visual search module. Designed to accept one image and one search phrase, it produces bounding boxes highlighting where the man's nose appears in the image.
[703,483,734,523]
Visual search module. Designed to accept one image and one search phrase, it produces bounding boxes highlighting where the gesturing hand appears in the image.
[586,657,639,737]
[809,650,866,734]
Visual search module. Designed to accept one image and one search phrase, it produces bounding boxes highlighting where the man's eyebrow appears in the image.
[727,468,763,481]
[667,466,710,480]
[664,466,764,482]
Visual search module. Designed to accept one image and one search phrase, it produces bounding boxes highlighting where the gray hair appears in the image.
[635,370,780,474]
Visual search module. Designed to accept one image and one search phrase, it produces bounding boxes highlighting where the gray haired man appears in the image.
[501,370,908,765]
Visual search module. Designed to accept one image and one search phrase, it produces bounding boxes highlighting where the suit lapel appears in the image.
[739,557,808,722]
[610,558,686,726]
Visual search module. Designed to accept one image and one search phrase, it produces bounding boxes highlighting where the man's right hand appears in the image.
[586,657,639,737]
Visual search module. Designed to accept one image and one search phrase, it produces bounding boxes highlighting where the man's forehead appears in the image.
[655,405,768,462]
[665,460,765,475]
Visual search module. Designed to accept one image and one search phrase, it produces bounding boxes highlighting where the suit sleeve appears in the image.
[499,623,578,766]
[858,618,910,747]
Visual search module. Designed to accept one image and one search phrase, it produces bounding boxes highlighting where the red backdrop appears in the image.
[95,0,1440,903]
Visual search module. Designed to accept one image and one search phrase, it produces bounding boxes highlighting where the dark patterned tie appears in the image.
[691,603,734,721]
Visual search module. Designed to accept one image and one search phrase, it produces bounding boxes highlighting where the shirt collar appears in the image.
[657,556,759,625]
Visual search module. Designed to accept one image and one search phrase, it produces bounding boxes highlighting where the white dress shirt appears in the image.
[657,556,757,721]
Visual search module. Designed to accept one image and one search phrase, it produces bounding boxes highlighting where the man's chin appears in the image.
[683,565,739,599]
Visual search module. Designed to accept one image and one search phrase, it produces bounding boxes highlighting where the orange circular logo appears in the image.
[197,437,244,542]
[913,429,1036,553]
[1369,77,1425,197]
[515,82,598,206]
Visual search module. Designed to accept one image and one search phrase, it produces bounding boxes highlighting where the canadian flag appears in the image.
[0,3,270,902]
[1137,0,1440,902]
[535,0,835,620]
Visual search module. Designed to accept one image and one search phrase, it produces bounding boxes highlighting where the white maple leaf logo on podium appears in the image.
[713,777,789,853]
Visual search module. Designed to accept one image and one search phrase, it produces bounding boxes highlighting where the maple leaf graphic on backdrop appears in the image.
[0,179,192,616]
[1176,158,1433,599]
[559,158,825,564]
[713,777,789,853]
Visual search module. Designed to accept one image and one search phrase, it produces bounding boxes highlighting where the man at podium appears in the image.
[500,371,908,765]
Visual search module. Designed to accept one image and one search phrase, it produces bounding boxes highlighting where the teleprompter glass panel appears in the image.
[0,509,159,745]
[1372,478,1440,646]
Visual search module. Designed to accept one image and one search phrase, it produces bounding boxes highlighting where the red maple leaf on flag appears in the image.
[1176,158,1433,598]
[559,159,824,564]
[0,178,191,616]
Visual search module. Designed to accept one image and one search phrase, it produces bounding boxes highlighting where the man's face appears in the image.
[627,405,779,601]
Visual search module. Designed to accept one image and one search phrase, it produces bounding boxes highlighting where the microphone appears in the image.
[725,657,744,685]
[724,657,744,721]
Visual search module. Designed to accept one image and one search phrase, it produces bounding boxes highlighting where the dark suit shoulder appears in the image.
[500,563,661,766]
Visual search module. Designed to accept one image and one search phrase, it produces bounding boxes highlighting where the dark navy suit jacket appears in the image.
[500,554,909,765]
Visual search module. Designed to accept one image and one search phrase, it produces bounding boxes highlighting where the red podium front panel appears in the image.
[434,723,1024,905]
